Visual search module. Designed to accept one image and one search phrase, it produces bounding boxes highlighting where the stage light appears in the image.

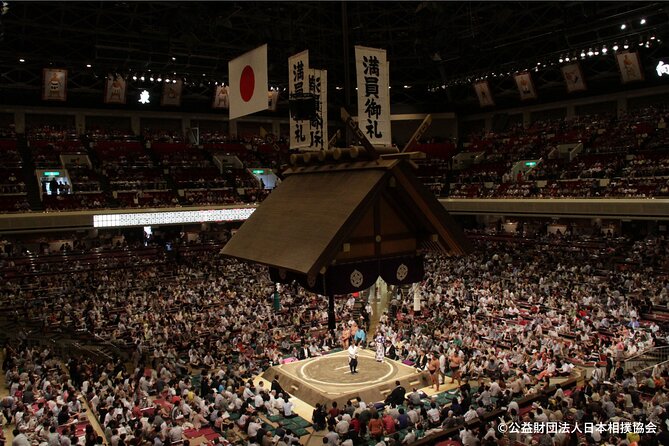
[214,81,218,85]
[640,18,646,25]
[602,46,608,54]
[172,79,177,84]
[594,50,600,56]
[140,76,145,81]
[587,48,594,56]
[621,24,627,30]
[559,57,564,63]
[651,36,656,40]
[581,51,586,58]
[565,57,570,62]
[86,64,92,68]
[202,73,206,76]
[613,44,619,51]
[132,75,137,81]
[165,78,170,83]
[624,43,629,49]
[172,56,176,61]
[403,85,410,89]
[149,76,154,82]
[19,58,25,63]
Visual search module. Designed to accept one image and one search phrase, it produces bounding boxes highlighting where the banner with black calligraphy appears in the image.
[288,50,310,149]
[355,46,391,147]
[306,69,328,150]
[42,68,67,102]
[104,75,127,104]
[473,81,494,108]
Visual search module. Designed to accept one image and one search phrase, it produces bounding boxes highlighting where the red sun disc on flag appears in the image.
[240,65,255,102]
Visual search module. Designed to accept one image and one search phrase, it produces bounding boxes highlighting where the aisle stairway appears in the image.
[17,135,43,210]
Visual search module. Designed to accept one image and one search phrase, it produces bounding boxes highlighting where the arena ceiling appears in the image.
[1,1,669,113]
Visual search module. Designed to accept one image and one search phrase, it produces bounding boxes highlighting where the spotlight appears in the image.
[581,51,586,58]
[613,44,619,51]
[565,57,570,62]
[172,56,176,61]
[86,64,92,68]
[165,78,170,83]
[587,48,594,56]
[19,58,25,63]
[403,85,410,89]
[172,79,177,84]
[149,76,154,82]
[602,46,608,54]
[651,36,656,40]
[140,76,145,81]
[640,18,646,25]
[214,81,218,85]
[202,73,206,76]
[594,50,599,56]
[624,43,629,49]
[559,57,564,63]
[157,77,162,82]
[132,75,137,81]
[621,24,627,30]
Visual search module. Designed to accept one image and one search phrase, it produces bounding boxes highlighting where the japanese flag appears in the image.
[229,44,269,120]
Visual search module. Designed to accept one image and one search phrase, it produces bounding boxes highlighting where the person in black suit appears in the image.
[385,342,397,360]
[271,375,286,397]
[297,344,310,360]
[415,350,429,371]
[385,381,406,406]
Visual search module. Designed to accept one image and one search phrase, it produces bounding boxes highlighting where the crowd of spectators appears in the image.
[1,226,668,445]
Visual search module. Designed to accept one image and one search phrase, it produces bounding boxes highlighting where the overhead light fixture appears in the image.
[624,43,629,49]
[613,44,619,51]
[602,46,608,54]
[157,77,162,82]
[565,57,570,62]
[640,18,646,25]
[172,79,177,84]
[559,57,564,63]
[165,78,170,83]
[621,23,627,30]
[149,76,154,82]
[587,48,594,56]
[140,76,145,81]
[581,51,586,58]
[132,75,137,81]
[19,58,25,63]
[86,64,92,68]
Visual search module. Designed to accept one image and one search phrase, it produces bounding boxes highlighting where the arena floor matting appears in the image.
[262,349,429,407]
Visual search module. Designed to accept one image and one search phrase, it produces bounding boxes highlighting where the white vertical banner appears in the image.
[355,46,391,146]
[306,69,328,150]
[288,50,310,149]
